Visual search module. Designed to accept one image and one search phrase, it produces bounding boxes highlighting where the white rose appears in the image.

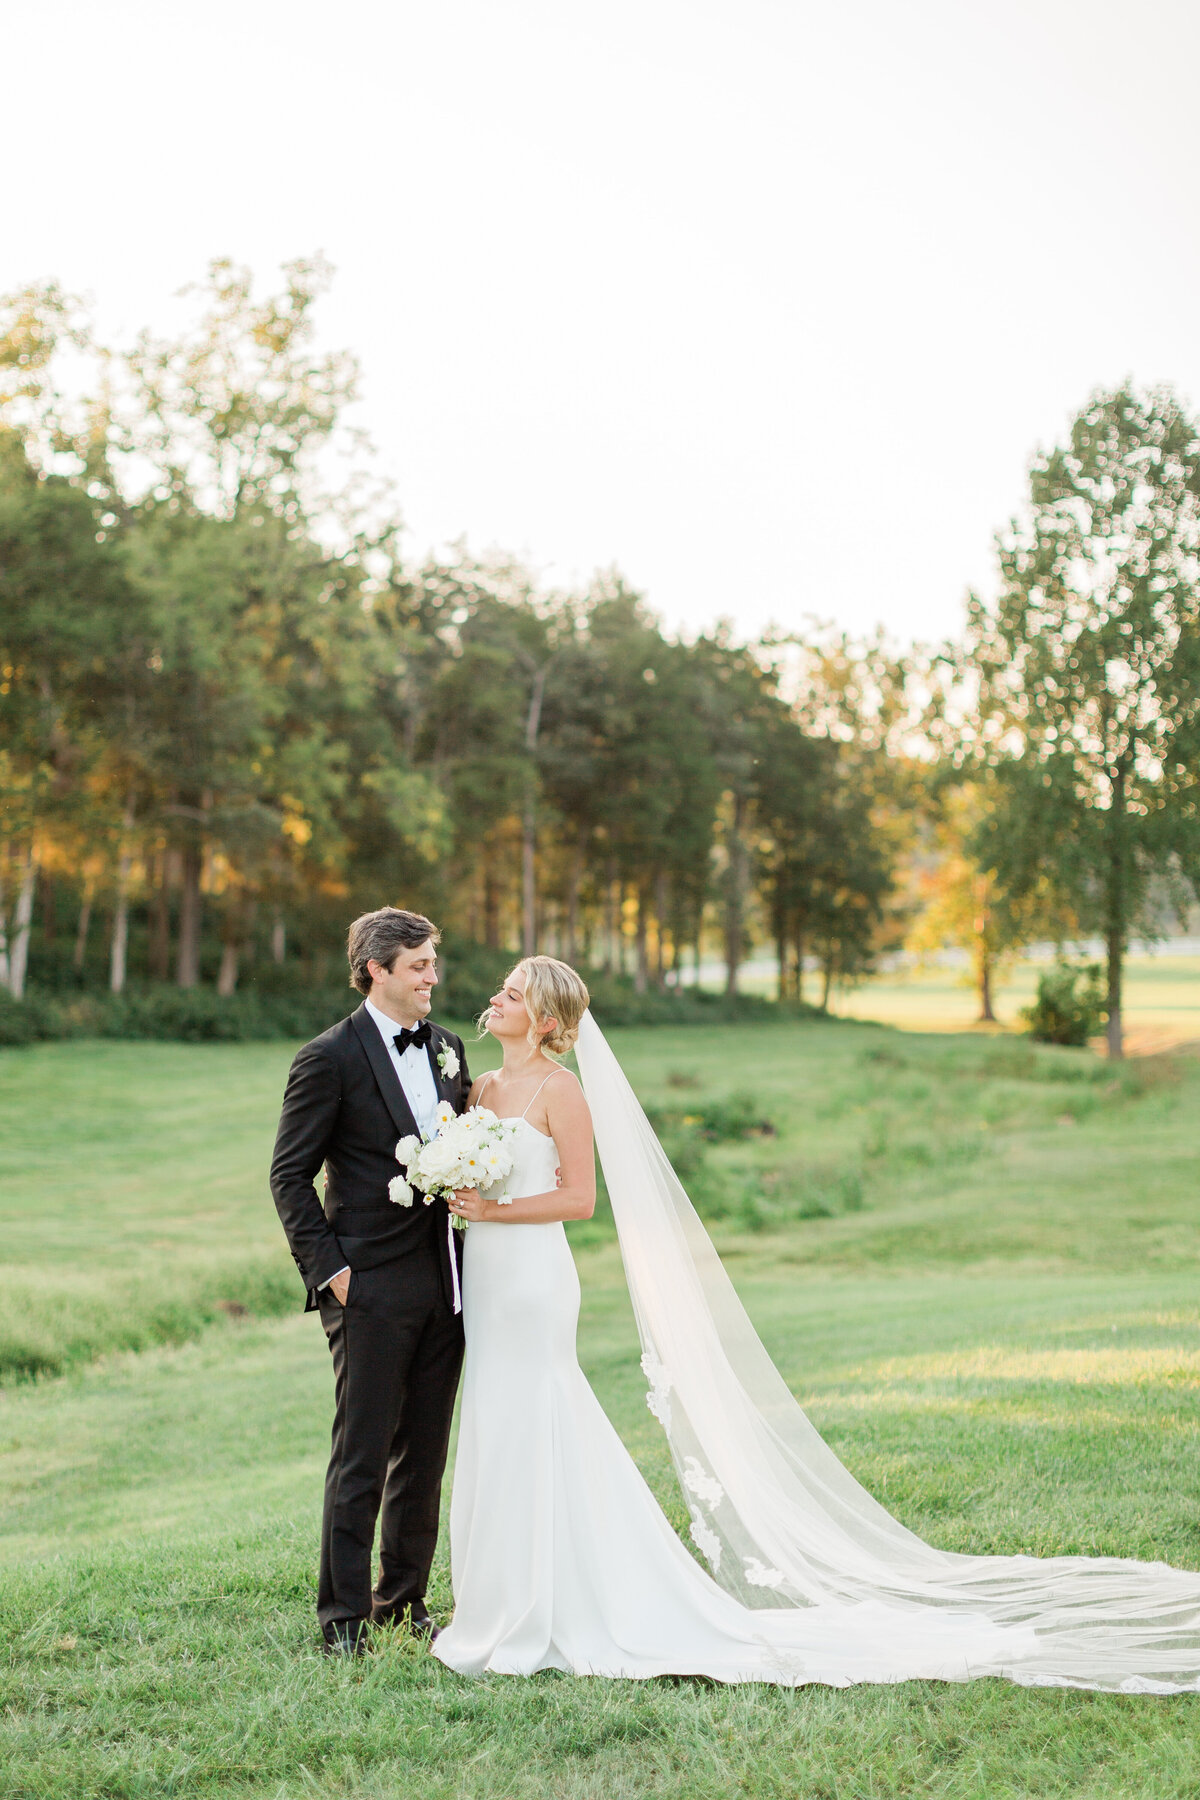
[417,1140,462,1186]
[438,1045,461,1080]
[388,1174,414,1207]
[395,1135,421,1164]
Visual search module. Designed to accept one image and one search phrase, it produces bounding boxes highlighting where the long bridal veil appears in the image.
[574,1010,1200,1692]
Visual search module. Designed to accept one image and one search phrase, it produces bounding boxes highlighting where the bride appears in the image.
[434,955,1200,1691]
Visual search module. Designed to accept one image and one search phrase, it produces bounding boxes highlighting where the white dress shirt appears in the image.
[363,997,441,1138]
[320,1000,443,1291]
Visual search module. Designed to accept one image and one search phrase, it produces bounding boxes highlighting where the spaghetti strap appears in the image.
[520,1068,562,1119]
[476,1070,496,1100]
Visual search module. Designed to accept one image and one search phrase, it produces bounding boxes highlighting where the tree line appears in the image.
[1,260,1197,1055]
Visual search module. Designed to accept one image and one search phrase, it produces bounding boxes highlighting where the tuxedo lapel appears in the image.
[350,1006,420,1142]
[426,1025,455,1109]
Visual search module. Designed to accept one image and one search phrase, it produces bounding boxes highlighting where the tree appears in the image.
[906,775,1064,1024]
[0,430,152,995]
[967,385,1200,1057]
[123,256,361,524]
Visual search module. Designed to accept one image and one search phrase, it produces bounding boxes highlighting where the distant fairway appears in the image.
[2,1019,1199,1797]
[831,952,1200,1047]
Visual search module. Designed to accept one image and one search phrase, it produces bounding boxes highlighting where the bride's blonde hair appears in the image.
[514,956,590,1057]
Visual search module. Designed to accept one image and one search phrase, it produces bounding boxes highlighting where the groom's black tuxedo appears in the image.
[270,1005,471,1308]
[270,1004,472,1641]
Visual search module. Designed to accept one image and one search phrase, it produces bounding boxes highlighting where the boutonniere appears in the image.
[436,1042,461,1081]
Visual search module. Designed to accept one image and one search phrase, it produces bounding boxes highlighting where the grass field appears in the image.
[2,1016,1200,1797]
[829,954,1200,1048]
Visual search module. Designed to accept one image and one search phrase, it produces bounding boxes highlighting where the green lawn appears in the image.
[830,953,1200,1046]
[2,1021,1199,1797]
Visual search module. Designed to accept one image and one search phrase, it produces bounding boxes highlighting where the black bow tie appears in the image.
[393,1022,432,1055]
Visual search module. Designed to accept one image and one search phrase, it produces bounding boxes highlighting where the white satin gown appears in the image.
[432,1113,1033,1685]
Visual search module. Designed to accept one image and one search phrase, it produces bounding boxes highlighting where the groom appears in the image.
[269,907,471,1655]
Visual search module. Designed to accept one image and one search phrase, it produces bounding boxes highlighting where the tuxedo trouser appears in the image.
[316,1250,464,1634]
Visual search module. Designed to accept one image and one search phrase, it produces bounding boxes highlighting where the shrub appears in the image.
[0,947,824,1048]
[1022,962,1107,1047]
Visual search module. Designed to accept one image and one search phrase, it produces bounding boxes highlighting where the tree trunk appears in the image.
[1105,769,1126,1060]
[1105,927,1123,1060]
[973,874,997,1023]
[9,848,36,1000]
[40,870,55,945]
[603,861,618,975]
[109,793,136,995]
[821,956,834,1012]
[776,928,789,1002]
[793,927,806,1006]
[634,888,649,995]
[653,870,669,990]
[109,894,129,995]
[521,796,537,958]
[723,794,748,999]
[217,942,239,996]
[149,851,171,982]
[483,848,501,950]
[271,909,286,964]
[521,666,547,961]
[564,836,584,965]
[176,844,203,988]
[73,884,94,974]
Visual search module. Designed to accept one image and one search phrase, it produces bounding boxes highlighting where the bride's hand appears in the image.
[450,1186,487,1222]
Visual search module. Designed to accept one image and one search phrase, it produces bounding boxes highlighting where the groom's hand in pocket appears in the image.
[328,1268,351,1306]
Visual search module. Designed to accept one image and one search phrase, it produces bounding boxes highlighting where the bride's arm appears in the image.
[450,1078,596,1224]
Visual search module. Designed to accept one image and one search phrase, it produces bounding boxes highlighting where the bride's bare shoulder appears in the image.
[543,1065,590,1126]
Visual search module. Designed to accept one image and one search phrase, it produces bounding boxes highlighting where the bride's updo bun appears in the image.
[516,956,590,1057]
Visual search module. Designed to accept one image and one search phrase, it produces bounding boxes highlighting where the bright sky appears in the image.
[6,0,1199,645]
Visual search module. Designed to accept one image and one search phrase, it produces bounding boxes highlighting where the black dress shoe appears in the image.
[322,1619,370,1657]
[372,1603,439,1643]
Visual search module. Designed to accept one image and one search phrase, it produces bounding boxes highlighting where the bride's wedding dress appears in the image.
[434,1017,1200,1690]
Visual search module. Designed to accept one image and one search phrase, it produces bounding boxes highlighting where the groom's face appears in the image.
[367,938,438,1023]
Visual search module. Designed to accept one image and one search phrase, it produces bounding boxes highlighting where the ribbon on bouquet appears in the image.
[446,1210,462,1314]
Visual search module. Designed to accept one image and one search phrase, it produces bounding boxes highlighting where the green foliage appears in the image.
[0,984,352,1046]
[967,383,1200,1056]
[1022,962,1108,1047]
[0,266,904,1021]
[0,970,793,1048]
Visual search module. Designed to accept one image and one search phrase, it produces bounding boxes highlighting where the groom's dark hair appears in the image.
[347,907,440,995]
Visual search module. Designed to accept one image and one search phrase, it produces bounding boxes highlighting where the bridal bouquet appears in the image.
[391,1103,518,1229]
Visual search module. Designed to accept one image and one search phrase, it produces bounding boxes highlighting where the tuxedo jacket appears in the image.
[269,1006,472,1309]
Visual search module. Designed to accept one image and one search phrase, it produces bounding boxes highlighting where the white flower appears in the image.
[416,1138,462,1186]
[744,1558,785,1590]
[434,1100,456,1129]
[496,1194,513,1206]
[682,1457,724,1509]
[437,1044,461,1080]
[395,1134,421,1164]
[388,1174,414,1207]
[689,1512,722,1570]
